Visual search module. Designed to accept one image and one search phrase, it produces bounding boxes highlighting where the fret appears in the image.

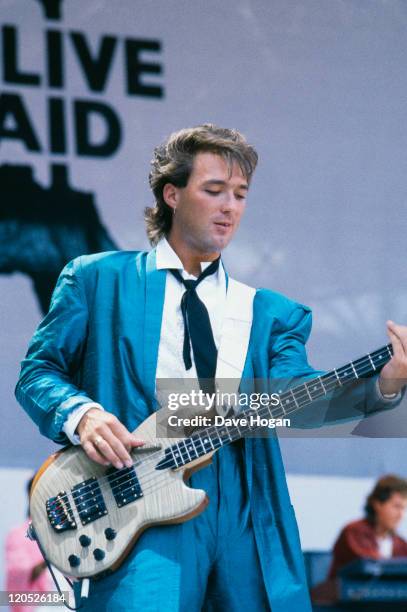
[297,385,313,407]
[218,426,232,443]
[368,354,376,371]
[189,437,199,460]
[290,388,300,409]
[276,396,286,415]
[337,366,355,383]
[296,385,312,407]
[200,435,215,452]
[211,427,223,450]
[270,399,281,418]
[281,392,294,411]
[352,356,366,377]
[172,443,183,468]
[318,376,327,394]
[157,344,395,472]
[195,433,214,458]
[307,378,326,399]
[323,372,340,392]
[192,434,205,457]
[200,434,208,453]
[168,445,179,468]
[185,440,195,459]
[181,440,192,463]
[334,369,342,386]
[180,441,191,466]
[304,383,313,402]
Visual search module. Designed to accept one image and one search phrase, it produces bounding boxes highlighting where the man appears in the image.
[15,124,407,612]
[329,474,407,578]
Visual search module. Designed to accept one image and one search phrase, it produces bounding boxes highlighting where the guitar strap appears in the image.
[214,278,256,416]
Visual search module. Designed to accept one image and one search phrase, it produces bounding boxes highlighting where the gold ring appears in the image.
[94,436,103,446]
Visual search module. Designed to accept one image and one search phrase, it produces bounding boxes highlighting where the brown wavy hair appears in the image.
[145,123,258,245]
[364,474,407,522]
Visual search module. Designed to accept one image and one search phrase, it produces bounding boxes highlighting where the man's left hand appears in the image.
[379,320,407,395]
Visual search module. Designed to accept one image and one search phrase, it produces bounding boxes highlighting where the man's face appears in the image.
[165,152,249,256]
[373,492,407,533]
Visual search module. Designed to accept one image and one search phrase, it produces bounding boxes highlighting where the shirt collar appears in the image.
[156,237,219,275]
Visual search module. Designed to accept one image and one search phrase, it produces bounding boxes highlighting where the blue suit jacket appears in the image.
[15,250,399,612]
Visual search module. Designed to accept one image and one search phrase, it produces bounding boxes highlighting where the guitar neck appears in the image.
[156,343,393,471]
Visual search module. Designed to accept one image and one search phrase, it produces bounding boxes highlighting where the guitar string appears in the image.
[50,343,392,507]
[49,343,391,509]
[45,352,392,522]
[46,347,392,517]
[46,353,390,522]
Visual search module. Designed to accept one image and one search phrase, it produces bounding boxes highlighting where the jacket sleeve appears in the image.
[15,257,94,444]
[268,303,404,428]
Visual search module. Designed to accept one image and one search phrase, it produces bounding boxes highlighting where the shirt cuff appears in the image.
[375,378,401,402]
[62,402,104,445]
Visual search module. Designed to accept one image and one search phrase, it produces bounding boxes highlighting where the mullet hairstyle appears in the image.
[145,123,258,245]
[364,474,407,522]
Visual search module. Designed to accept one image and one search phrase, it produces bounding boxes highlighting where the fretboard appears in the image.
[155,343,393,471]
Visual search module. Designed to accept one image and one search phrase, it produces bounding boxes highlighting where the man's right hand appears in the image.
[76,408,145,469]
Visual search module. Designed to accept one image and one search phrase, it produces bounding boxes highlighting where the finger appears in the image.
[388,331,405,363]
[92,435,127,469]
[100,429,135,468]
[85,415,131,467]
[129,436,146,448]
[80,413,145,468]
[387,324,406,359]
[387,320,407,344]
[109,420,145,450]
[387,320,407,356]
[82,440,110,466]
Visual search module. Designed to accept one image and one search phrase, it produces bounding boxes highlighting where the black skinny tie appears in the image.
[171,258,220,391]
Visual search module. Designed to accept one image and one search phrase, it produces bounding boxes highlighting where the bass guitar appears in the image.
[29,343,393,578]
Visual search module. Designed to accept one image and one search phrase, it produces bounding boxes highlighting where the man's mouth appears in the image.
[214,221,232,228]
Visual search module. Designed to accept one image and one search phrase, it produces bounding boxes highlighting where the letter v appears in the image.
[70,32,117,92]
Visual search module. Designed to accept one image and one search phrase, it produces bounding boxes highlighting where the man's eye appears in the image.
[236,194,246,200]
[205,190,221,195]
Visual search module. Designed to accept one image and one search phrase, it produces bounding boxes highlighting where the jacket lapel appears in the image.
[143,249,166,403]
[215,277,256,416]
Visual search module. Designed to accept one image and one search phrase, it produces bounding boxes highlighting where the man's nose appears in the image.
[220,192,239,212]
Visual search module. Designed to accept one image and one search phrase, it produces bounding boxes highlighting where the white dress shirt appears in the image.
[155,237,226,380]
[376,534,393,559]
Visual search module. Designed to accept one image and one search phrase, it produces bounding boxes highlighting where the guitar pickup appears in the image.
[72,477,107,525]
[107,466,143,508]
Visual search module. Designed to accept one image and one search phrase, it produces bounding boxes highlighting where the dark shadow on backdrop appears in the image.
[0,163,118,313]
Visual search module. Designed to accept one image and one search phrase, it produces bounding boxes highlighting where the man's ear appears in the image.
[163,183,179,211]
